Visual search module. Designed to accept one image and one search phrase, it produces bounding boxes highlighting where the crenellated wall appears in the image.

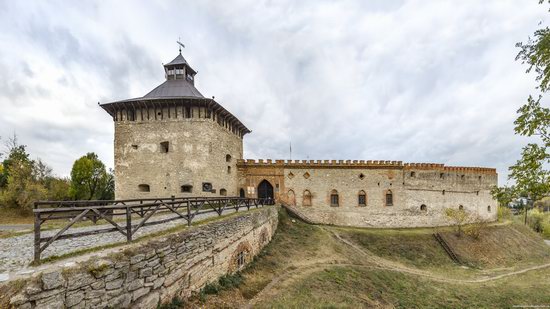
[237,159,497,228]
[1,207,278,309]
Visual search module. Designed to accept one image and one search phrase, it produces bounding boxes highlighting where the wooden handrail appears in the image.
[33,196,274,262]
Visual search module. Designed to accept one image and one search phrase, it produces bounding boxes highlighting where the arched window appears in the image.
[239,188,245,198]
[226,154,232,162]
[385,190,393,206]
[287,190,296,206]
[459,205,464,211]
[487,205,491,212]
[330,190,339,207]
[303,190,312,206]
[138,184,150,192]
[410,171,416,177]
[181,185,192,193]
[358,190,367,206]
[420,204,427,211]
[220,188,227,196]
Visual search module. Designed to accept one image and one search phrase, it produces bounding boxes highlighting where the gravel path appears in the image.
[0,208,239,275]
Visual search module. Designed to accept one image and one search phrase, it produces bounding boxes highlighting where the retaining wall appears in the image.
[1,207,278,308]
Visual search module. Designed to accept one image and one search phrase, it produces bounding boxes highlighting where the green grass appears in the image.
[183,208,550,308]
[263,265,550,309]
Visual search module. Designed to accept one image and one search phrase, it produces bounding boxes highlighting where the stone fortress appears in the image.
[100,50,498,228]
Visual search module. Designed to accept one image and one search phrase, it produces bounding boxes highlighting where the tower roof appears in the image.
[143,78,204,99]
[164,53,188,66]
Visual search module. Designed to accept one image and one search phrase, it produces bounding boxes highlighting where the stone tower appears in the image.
[100,50,250,199]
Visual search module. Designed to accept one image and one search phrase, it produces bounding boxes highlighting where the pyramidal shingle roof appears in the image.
[164,53,187,66]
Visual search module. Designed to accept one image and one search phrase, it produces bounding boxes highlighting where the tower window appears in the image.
[220,188,227,196]
[181,185,193,193]
[226,154,232,162]
[160,141,169,153]
[131,144,138,150]
[359,173,365,180]
[420,204,427,211]
[358,191,367,206]
[410,171,415,177]
[330,190,339,207]
[487,205,491,212]
[303,190,312,206]
[138,184,150,192]
[440,173,445,179]
[459,205,464,211]
[385,190,393,206]
[227,166,231,173]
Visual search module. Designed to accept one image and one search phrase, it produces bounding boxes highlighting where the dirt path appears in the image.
[243,228,550,308]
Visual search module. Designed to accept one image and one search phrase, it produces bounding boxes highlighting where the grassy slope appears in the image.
[182,209,550,308]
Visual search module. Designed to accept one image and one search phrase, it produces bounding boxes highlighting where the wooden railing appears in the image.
[33,196,274,263]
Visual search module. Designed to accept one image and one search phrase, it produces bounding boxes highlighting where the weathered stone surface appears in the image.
[132,287,151,301]
[106,278,124,290]
[41,270,65,290]
[66,272,95,290]
[133,291,159,309]
[3,207,278,309]
[130,254,145,265]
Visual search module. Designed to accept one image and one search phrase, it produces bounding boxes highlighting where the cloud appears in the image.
[0,0,547,185]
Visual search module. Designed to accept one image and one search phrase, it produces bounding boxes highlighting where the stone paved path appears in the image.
[0,209,239,276]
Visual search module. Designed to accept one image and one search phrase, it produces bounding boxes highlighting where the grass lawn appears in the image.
[182,209,550,308]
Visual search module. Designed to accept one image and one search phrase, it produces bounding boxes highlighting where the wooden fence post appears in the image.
[126,206,132,242]
[33,211,41,263]
[187,201,191,227]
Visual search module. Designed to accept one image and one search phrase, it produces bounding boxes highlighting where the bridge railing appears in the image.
[33,196,274,263]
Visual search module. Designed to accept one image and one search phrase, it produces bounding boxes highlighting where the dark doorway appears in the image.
[239,188,245,198]
[257,180,274,200]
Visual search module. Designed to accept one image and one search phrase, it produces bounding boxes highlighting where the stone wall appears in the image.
[1,207,278,308]
[239,160,497,228]
[114,108,243,200]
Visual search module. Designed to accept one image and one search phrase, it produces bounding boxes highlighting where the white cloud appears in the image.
[0,0,546,185]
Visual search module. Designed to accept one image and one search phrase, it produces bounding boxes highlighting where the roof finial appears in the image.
[177,38,185,54]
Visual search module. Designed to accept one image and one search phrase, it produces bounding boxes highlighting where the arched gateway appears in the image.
[257,180,274,200]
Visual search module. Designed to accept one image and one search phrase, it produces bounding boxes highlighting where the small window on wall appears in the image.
[358,190,367,207]
[220,188,227,196]
[330,190,339,207]
[303,190,312,206]
[138,184,150,192]
[181,185,193,193]
[487,205,491,212]
[459,205,464,211]
[236,251,246,269]
[420,204,427,211]
[226,154,232,162]
[410,171,416,177]
[202,182,213,192]
[227,166,231,174]
[160,141,169,153]
[385,190,393,206]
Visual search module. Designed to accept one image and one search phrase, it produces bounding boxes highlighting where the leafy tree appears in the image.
[0,156,47,213]
[491,185,516,208]
[507,1,550,222]
[69,153,113,200]
[445,208,469,237]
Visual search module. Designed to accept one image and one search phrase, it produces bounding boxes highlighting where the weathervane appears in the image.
[177,37,185,54]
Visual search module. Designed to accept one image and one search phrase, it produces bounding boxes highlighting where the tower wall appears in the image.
[114,107,243,200]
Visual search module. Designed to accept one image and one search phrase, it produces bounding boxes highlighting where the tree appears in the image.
[508,1,550,222]
[69,153,113,200]
[0,155,47,213]
[445,208,469,237]
[491,185,516,208]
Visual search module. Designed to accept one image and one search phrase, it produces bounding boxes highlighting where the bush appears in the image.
[497,206,513,222]
[527,209,545,233]
[464,218,489,240]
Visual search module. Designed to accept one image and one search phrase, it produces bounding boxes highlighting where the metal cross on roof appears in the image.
[177,38,185,54]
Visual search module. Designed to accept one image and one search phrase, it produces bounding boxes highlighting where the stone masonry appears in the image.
[1,207,278,308]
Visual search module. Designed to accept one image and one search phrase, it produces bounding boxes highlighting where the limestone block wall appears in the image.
[114,110,243,200]
[1,207,278,309]
[238,160,497,228]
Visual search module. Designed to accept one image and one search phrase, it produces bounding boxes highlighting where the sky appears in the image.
[0,0,547,185]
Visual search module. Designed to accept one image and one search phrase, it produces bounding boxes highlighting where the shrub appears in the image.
[497,206,513,222]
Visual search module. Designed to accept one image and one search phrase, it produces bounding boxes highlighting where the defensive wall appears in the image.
[1,207,278,308]
[238,159,497,228]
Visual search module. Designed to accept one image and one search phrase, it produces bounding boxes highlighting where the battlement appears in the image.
[237,159,497,174]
